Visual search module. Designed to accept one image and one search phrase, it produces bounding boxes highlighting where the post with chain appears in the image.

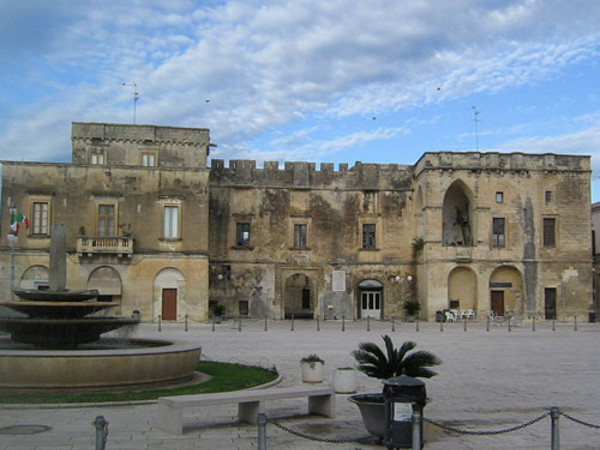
[212,316,215,332]
[416,318,419,332]
[463,317,467,332]
[158,315,162,331]
[238,318,242,332]
[291,314,294,331]
[552,318,555,331]
[185,314,188,331]
[440,319,443,332]
[257,412,267,450]
[574,316,577,331]
[342,315,346,332]
[550,406,560,450]
[486,315,490,332]
[264,316,268,331]
[316,315,320,331]
[532,315,536,332]
[412,410,422,450]
[93,415,109,450]
[367,316,370,332]
[391,316,395,332]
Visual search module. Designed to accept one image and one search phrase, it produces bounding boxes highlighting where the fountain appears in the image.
[0,224,202,390]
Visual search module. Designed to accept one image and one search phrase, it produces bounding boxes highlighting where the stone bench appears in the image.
[156,384,336,434]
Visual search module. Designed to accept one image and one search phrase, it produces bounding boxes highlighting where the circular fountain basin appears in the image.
[0,338,202,389]
[13,289,100,302]
[0,301,120,319]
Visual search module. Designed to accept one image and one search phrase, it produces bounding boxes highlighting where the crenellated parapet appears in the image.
[209,159,414,191]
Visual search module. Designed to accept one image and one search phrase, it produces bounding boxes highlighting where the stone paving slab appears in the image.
[1,319,599,449]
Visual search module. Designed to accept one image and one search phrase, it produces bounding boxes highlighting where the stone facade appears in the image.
[0,122,593,322]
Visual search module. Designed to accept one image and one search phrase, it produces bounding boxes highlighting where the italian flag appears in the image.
[10,210,29,236]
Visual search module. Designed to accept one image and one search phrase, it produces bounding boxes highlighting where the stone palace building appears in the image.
[0,122,593,322]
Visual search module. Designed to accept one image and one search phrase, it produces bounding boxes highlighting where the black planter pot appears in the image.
[348,393,385,440]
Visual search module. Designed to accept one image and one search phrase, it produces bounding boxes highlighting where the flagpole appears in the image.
[7,203,18,301]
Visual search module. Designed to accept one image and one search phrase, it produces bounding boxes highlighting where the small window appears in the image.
[142,152,157,167]
[293,224,307,248]
[32,202,49,235]
[543,218,556,247]
[492,217,505,247]
[163,206,180,239]
[238,300,249,316]
[545,190,553,203]
[362,224,376,249]
[90,151,105,165]
[236,223,251,247]
[495,192,504,203]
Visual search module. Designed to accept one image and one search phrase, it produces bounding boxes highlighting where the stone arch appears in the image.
[448,266,477,311]
[489,266,523,317]
[153,268,186,321]
[284,273,315,319]
[357,278,384,319]
[87,266,122,304]
[442,180,475,246]
[19,265,49,290]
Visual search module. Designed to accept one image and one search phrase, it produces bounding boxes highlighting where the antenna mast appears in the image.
[122,82,139,124]
[472,106,480,151]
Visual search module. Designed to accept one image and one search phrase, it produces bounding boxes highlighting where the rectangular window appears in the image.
[362,224,376,249]
[543,218,556,247]
[545,190,553,203]
[236,223,250,247]
[90,151,105,165]
[97,204,115,237]
[32,202,49,235]
[492,218,505,247]
[163,206,179,239]
[294,224,307,248]
[495,192,504,203]
[142,152,157,167]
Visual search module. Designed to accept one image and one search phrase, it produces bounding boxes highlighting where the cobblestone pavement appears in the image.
[1,318,599,449]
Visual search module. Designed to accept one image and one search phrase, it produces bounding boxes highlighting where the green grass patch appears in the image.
[0,361,278,404]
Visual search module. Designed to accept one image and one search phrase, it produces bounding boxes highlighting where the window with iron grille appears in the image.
[294,224,307,248]
[492,217,505,247]
[543,218,556,247]
[362,224,376,249]
[236,223,250,247]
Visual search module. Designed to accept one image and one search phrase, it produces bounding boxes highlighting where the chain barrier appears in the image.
[560,411,600,430]
[271,420,368,444]
[423,412,549,436]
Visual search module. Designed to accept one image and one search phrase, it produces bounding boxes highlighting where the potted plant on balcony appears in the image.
[300,354,324,383]
[403,301,421,322]
[348,335,441,441]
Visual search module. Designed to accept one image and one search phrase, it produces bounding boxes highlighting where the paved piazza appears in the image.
[1,318,599,449]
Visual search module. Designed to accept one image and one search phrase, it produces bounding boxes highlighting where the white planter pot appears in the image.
[333,369,357,393]
[301,361,324,383]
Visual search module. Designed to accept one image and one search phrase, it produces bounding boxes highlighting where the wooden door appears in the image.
[162,288,177,321]
[491,290,505,316]
[545,288,557,320]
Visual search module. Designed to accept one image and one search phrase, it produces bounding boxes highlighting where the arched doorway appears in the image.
[154,268,185,321]
[489,266,523,317]
[19,265,49,290]
[448,266,477,312]
[442,181,474,246]
[284,273,314,319]
[358,279,383,319]
[87,266,122,309]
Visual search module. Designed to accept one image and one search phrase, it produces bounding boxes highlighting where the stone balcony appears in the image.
[76,236,134,258]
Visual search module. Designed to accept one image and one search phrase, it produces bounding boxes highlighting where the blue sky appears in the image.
[2,1,600,199]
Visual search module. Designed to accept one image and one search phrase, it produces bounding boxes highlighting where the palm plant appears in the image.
[352,335,441,380]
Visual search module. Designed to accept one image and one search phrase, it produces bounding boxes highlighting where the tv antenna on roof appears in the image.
[472,106,480,151]
[122,82,139,124]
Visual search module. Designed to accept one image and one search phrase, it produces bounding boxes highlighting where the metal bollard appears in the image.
[486,316,490,332]
[291,314,294,331]
[158,315,162,331]
[416,318,419,332]
[212,316,215,332]
[464,317,467,332]
[316,316,320,331]
[574,316,577,331]
[257,412,267,450]
[440,319,443,332]
[367,316,370,332]
[552,319,555,331]
[532,315,536,332]
[508,319,512,332]
[342,315,345,332]
[93,415,109,450]
[185,314,188,331]
[264,316,268,331]
[238,318,242,332]
[391,316,395,332]
[550,406,560,450]
[412,410,421,450]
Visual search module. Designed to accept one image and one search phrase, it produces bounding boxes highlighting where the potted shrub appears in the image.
[300,354,324,383]
[403,301,421,322]
[211,304,226,323]
[333,367,357,393]
[348,335,441,440]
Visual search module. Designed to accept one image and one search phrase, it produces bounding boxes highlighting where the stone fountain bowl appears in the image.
[13,289,100,302]
[0,338,202,390]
